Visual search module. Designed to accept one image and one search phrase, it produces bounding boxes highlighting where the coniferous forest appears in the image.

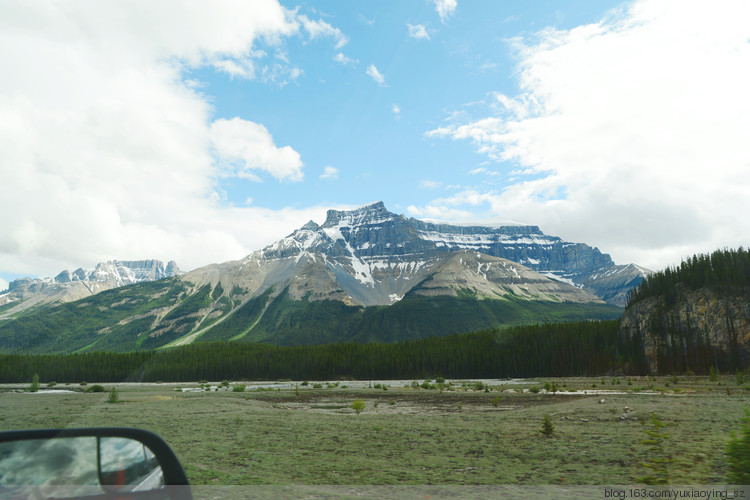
[0,320,644,383]
[627,247,750,307]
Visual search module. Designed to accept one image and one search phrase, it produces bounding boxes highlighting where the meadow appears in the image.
[1,376,748,487]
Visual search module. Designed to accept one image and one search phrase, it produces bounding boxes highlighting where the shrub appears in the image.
[28,374,40,393]
[46,382,57,388]
[709,366,718,382]
[106,387,120,404]
[529,386,540,394]
[435,377,446,384]
[232,384,246,392]
[313,383,323,389]
[220,380,230,388]
[726,409,750,484]
[737,370,745,385]
[639,414,672,485]
[491,397,501,408]
[540,415,555,437]
[350,399,366,414]
[86,384,106,393]
[301,381,309,386]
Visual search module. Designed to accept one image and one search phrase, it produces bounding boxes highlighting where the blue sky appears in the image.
[202,1,623,212]
[1,0,749,288]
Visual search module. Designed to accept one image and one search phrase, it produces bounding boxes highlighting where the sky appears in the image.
[2,0,750,290]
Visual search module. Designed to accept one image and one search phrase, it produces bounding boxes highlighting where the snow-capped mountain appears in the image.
[186,201,646,307]
[0,260,182,318]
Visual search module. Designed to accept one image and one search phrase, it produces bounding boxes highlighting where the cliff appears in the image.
[619,287,750,374]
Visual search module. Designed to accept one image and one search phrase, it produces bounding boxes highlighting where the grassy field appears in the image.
[1,376,748,486]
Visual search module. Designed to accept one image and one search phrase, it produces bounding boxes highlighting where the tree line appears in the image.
[0,320,646,383]
[627,247,750,307]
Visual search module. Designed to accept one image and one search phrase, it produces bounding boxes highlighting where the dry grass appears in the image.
[0,376,747,485]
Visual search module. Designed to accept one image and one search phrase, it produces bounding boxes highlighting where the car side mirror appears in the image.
[0,427,191,499]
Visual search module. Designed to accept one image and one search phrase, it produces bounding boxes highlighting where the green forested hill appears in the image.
[0,277,621,354]
[199,289,622,345]
[627,247,750,306]
[621,247,750,374]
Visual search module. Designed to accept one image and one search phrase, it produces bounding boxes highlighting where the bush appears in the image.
[639,414,672,485]
[491,397,501,408]
[232,384,246,392]
[529,386,540,394]
[350,399,366,414]
[28,374,40,393]
[540,415,555,436]
[220,380,230,388]
[726,409,750,484]
[86,384,106,393]
[106,387,120,404]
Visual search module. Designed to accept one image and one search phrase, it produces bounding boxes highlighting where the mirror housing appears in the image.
[0,427,190,499]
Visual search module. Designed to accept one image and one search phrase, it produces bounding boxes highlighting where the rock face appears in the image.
[0,260,182,318]
[619,288,750,373]
[227,201,645,306]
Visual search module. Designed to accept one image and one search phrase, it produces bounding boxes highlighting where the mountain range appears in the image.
[0,202,644,353]
[0,260,182,320]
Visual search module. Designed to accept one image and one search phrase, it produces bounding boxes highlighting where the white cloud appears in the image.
[366,64,385,85]
[407,24,430,40]
[419,180,442,190]
[434,0,457,23]
[298,14,349,49]
[0,277,8,292]
[211,118,304,182]
[468,167,500,176]
[424,0,750,271]
[0,1,342,277]
[333,52,358,65]
[391,103,401,115]
[320,166,339,180]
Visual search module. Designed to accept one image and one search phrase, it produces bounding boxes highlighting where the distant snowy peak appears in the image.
[1,260,183,316]
[52,260,182,287]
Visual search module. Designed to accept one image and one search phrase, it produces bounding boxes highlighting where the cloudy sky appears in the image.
[2,0,749,290]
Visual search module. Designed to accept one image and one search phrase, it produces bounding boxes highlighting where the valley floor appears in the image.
[1,376,747,490]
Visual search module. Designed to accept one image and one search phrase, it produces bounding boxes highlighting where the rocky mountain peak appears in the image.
[322,201,397,229]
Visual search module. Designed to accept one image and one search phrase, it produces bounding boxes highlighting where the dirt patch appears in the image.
[251,391,588,415]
